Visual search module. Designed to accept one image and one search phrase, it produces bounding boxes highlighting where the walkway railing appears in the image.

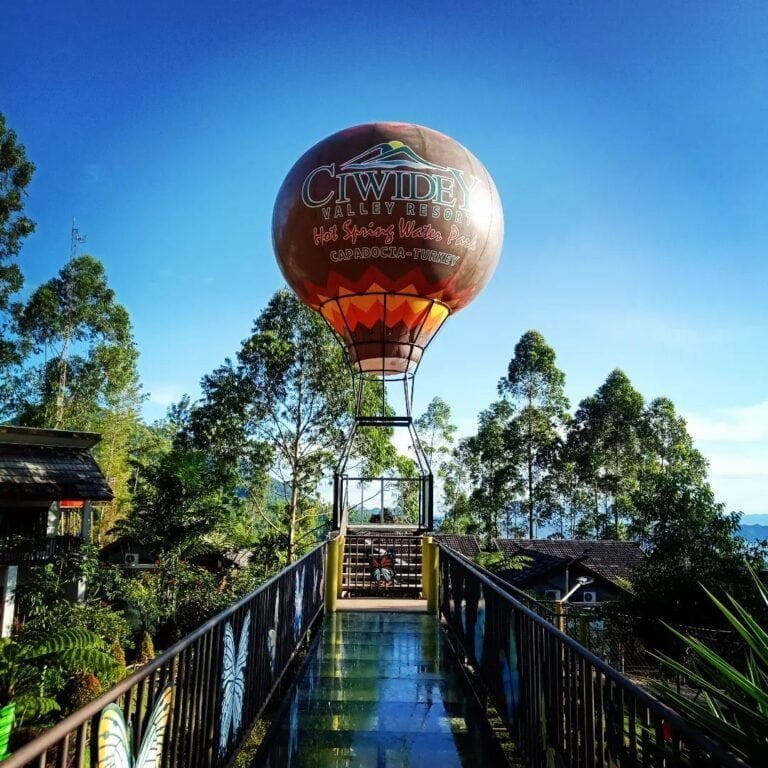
[437,544,750,768]
[3,543,326,768]
[0,535,81,565]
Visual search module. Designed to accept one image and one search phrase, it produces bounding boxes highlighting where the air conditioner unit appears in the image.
[124,552,140,567]
[543,589,561,600]
[581,591,598,603]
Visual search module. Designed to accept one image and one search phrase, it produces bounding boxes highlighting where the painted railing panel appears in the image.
[2,542,326,768]
[438,544,750,768]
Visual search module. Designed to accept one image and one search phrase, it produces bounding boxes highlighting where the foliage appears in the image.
[566,369,644,539]
[652,567,768,764]
[475,550,506,573]
[628,469,759,627]
[63,672,102,713]
[108,642,127,685]
[113,558,264,648]
[0,112,35,401]
[453,400,517,537]
[437,491,478,534]
[14,546,133,650]
[0,629,115,723]
[117,425,243,560]
[8,253,144,534]
[193,289,389,561]
[14,255,138,429]
[415,396,457,469]
[135,631,155,666]
[0,113,35,299]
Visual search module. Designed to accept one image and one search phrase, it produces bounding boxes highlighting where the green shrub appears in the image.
[135,631,155,666]
[0,629,116,724]
[64,672,102,713]
[652,565,768,763]
[110,641,126,668]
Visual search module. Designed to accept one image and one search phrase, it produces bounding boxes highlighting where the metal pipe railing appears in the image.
[437,544,750,768]
[3,543,326,768]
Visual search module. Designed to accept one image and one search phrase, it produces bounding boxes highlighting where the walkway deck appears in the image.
[337,598,428,613]
[256,608,505,767]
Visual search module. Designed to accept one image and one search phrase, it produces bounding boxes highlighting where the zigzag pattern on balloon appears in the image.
[321,293,449,337]
[304,265,473,340]
[303,265,477,313]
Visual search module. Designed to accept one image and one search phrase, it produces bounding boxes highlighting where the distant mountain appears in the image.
[740,514,768,526]
[268,478,291,504]
[739,524,768,543]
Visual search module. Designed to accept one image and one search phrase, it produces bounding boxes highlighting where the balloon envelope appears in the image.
[273,122,503,375]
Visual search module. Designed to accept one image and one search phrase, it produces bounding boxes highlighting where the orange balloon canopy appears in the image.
[272,122,503,375]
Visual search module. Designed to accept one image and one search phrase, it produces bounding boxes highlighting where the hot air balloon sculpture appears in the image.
[273,123,503,533]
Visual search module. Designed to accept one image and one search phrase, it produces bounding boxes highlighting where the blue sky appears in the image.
[2,1,767,514]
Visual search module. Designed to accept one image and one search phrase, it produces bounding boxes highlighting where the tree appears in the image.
[460,400,518,538]
[118,433,242,560]
[14,254,138,429]
[624,396,763,626]
[499,331,570,537]
[552,457,594,538]
[12,254,144,534]
[0,113,35,400]
[631,396,709,541]
[627,464,760,627]
[566,369,644,539]
[415,396,457,468]
[196,290,357,561]
[439,432,476,533]
[0,114,35,300]
[415,396,457,521]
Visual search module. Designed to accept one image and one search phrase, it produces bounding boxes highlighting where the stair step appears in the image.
[341,534,423,595]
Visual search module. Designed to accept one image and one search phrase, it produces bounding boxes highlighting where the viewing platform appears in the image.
[2,538,749,768]
[256,604,505,766]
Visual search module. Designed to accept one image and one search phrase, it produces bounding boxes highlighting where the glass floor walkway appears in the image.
[257,609,505,767]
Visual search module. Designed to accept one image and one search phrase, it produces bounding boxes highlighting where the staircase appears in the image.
[341,533,422,597]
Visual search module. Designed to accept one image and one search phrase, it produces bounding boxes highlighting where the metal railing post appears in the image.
[332,473,341,531]
[424,536,438,615]
[336,535,345,598]
[325,537,342,614]
[421,535,431,602]
[427,473,434,531]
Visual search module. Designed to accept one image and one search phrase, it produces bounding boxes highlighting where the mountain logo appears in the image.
[340,141,448,173]
[301,140,479,212]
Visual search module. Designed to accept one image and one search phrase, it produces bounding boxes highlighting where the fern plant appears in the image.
[652,565,768,764]
[0,628,116,724]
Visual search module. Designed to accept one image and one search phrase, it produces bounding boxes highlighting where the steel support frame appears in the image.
[321,292,447,534]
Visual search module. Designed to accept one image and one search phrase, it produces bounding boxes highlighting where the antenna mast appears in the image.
[70,217,87,258]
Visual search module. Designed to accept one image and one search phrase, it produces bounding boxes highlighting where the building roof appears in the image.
[0,427,113,502]
[0,425,101,449]
[493,539,644,589]
[433,534,481,559]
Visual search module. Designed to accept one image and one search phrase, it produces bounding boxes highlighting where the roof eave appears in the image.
[0,425,102,449]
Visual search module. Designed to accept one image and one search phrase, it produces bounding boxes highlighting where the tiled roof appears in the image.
[0,444,113,501]
[493,539,644,588]
[433,534,481,558]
